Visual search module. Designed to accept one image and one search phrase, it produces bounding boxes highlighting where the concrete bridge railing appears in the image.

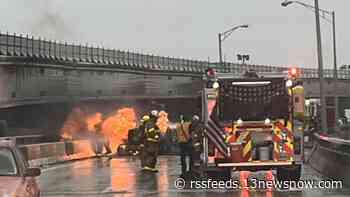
[19,140,96,167]
[308,133,350,185]
[1,32,350,79]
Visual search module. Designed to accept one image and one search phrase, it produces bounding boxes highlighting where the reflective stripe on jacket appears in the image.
[176,121,191,143]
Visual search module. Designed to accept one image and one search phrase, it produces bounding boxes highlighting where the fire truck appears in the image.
[198,68,305,181]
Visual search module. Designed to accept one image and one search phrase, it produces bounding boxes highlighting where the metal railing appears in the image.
[1,32,350,79]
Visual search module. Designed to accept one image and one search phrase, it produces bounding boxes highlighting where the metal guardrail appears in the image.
[313,133,350,157]
[1,32,350,79]
[314,133,350,145]
[309,133,350,185]
[0,32,208,73]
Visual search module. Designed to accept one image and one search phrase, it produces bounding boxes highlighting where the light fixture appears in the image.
[281,0,294,7]
[237,118,243,125]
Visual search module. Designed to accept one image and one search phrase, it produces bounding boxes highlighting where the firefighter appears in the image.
[139,115,150,168]
[189,115,203,168]
[176,115,192,177]
[142,110,161,172]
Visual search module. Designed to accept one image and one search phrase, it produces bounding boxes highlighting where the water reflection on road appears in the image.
[39,156,349,197]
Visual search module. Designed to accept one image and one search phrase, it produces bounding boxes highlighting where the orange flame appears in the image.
[156,110,169,133]
[61,107,140,153]
[62,140,96,160]
[86,112,103,132]
[60,107,87,140]
[101,108,137,151]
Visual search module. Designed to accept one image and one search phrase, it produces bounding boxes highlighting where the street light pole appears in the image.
[314,0,327,132]
[218,33,223,64]
[332,11,339,129]
[218,24,248,65]
[282,0,338,132]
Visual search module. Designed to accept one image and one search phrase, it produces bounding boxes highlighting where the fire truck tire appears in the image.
[277,165,301,181]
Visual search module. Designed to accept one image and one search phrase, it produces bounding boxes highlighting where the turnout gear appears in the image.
[142,117,161,172]
[189,120,203,167]
[139,117,148,168]
[189,121,203,152]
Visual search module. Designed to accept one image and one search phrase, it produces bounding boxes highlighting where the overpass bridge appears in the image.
[1,32,350,196]
[1,32,350,107]
[1,32,350,134]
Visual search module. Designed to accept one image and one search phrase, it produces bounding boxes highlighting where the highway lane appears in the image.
[38,155,350,197]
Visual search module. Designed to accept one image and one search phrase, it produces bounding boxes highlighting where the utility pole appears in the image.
[281,0,339,131]
[314,0,327,132]
[218,33,223,64]
[332,11,339,130]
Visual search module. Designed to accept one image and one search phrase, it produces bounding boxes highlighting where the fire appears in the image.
[60,107,87,140]
[100,108,137,151]
[60,107,140,153]
[63,140,96,160]
[61,132,73,140]
[157,110,169,133]
[86,112,103,132]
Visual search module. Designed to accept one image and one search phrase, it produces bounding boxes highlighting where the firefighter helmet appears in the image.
[192,115,200,121]
[141,115,150,122]
[150,110,159,117]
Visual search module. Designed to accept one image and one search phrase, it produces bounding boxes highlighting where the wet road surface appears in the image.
[39,155,350,197]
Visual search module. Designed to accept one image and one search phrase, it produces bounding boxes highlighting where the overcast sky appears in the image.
[1,0,349,68]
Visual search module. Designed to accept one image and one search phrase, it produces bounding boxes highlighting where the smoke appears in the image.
[31,12,72,40]
[13,0,75,40]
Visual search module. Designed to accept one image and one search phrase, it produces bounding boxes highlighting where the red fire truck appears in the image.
[199,68,304,181]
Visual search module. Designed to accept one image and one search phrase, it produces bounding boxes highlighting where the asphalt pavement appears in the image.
[38,155,350,197]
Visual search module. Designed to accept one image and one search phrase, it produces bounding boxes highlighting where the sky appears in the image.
[0,0,349,68]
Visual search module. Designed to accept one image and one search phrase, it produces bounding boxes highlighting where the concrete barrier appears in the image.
[308,133,350,185]
[19,140,95,167]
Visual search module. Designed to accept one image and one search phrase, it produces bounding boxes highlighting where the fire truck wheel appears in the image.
[277,165,301,181]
